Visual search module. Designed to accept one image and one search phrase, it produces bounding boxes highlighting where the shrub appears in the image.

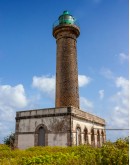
[0,138,129,165]
[3,132,15,149]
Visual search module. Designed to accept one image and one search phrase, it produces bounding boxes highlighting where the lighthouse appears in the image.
[15,11,106,149]
[53,11,80,108]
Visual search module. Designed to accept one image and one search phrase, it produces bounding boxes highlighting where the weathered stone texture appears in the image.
[15,107,105,149]
[48,133,67,146]
[18,134,34,149]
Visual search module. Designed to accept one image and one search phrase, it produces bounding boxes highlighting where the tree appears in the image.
[3,132,15,149]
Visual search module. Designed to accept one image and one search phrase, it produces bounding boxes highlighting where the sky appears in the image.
[0,0,129,143]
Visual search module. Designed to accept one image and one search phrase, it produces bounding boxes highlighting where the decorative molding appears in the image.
[16,112,71,120]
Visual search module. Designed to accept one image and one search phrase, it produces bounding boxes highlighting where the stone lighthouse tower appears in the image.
[53,11,80,108]
[15,11,106,149]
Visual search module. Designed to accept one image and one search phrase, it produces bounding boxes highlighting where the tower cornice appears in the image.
[53,24,80,39]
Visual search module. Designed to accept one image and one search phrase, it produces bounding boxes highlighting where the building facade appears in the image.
[15,11,106,149]
[15,107,105,149]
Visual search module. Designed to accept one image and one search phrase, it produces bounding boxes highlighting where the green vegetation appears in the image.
[3,132,15,149]
[0,138,129,165]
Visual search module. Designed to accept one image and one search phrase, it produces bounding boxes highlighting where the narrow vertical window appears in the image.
[101,130,104,144]
[91,128,95,146]
[97,130,100,147]
[76,127,81,146]
[84,128,88,144]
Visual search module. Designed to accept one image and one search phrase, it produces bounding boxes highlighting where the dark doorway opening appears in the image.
[38,127,45,146]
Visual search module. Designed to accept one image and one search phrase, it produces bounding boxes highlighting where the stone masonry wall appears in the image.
[53,25,80,108]
[15,108,71,149]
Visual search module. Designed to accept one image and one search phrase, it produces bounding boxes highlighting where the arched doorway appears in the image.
[84,128,88,144]
[97,130,100,147]
[76,127,81,146]
[35,124,47,146]
[91,128,95,146]
[38,127,45,146]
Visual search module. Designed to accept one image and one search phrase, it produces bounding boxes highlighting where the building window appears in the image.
[84,128,88,144]
[91,128,95,146]
[76,127,81,146]
[101,130,104,144]
[97,130,100,147]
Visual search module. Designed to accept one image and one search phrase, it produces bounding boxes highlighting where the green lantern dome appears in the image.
[58,10,75,25]
[53,10,79,29]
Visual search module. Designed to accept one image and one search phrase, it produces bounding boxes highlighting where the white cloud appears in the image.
[115,76,128,95]
[0,84,28,122]
[78,75,91,87]
[0,84,28,108]
[80,97,93,112]
[119,53,128,64]
[32,75,55,98]
[107,76,129,129]
[98,90,104,100]
[100,71,129,140]
[0,84,28,142]
[100,68,114,79]
[0,106,16,122]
